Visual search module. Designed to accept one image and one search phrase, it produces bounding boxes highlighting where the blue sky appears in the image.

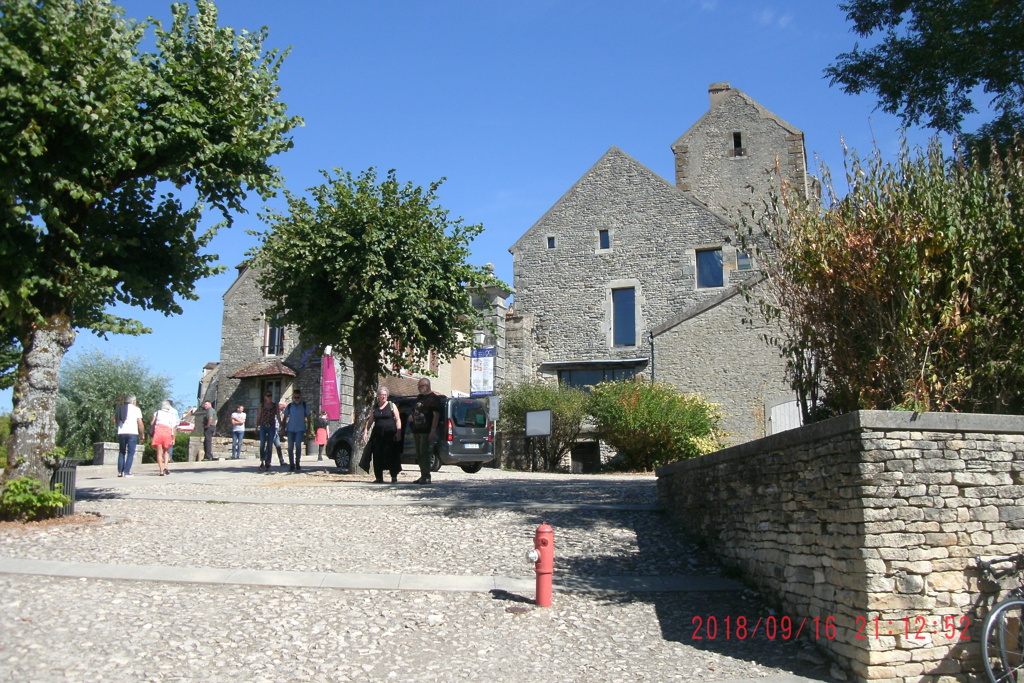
[2,0,958,411]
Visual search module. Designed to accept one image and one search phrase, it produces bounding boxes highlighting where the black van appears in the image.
[325,395,495,473]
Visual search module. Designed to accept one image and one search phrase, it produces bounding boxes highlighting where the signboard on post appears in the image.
[525,409,552,472]
[470,347,495,396]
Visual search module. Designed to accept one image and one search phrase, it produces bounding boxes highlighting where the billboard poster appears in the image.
[321,355,341,420]
[470,347,495,396]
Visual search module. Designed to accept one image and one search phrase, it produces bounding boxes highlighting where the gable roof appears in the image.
[671,87,804,150]
[509,146,731,253]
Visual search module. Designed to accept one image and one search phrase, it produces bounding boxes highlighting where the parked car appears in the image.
[325,395,494,474]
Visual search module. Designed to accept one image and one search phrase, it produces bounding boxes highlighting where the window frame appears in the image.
[696,248,724,289]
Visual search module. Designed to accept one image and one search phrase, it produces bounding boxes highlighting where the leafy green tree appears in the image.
[745,137,1024,418]
[497,381,588,471]
[0,0,300,484]
[251,168,507,430]
[55,351,171,460]
[587,380,723,471]
[826,0,1024,151]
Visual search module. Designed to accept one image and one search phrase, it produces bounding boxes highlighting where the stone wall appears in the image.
[657,410,1024,682]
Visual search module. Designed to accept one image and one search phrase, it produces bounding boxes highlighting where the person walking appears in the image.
[274,402,287,466]
[230,405,246,459]
[282,390,310,472]
[410,379,442,485]
[201,400,218,461]
[149,400,179,476]
[255,392,278,472]
[315,410,329,461]
[362,387,402,483]
[115,395,145,477]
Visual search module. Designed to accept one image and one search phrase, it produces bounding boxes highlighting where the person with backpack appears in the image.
[281,390,310,472]
[361,386,403,483]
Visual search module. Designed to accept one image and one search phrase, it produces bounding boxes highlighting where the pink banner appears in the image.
[321,355,340,420]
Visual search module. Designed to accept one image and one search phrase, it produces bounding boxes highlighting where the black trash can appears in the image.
[49,458,82,516]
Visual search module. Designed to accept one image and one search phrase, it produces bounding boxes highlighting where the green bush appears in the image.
[587,379,723,471]
[497,381,588,471]
[0,477,70,521]
[141,431,192,463]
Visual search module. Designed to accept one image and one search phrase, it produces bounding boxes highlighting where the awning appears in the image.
[538,358,648,370]
[228,358,298,379]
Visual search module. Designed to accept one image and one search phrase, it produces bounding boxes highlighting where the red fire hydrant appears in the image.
[528,522,555,607]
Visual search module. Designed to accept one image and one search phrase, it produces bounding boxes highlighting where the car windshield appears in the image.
[450,399,488,428]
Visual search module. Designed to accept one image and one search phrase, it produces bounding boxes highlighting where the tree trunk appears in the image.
[3,314,76,485]
[350,347,379,446]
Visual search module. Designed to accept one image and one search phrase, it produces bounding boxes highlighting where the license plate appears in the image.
[463,443,480,449]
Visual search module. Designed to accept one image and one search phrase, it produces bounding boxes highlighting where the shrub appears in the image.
[0,413,9,469]
[142,431,192,463]
[587,379,723,471]
[497,381,588,471]
[0,477,71,521]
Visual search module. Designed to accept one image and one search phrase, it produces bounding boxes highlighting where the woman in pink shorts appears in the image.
[150,400,179,476]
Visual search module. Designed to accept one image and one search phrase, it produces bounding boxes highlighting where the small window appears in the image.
[599,229,610,250]
[558,367,637,391]
[696,249,724,288]
[264,317,284,356]
[732,131,746,158]
[611,287,636,346]
[737,252,754,270]
[547,236,556,249]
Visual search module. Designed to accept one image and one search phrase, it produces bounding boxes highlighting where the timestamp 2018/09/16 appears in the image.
[689,615,972,641]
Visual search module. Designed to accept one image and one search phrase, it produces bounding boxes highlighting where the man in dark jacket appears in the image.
[202,401,218,461]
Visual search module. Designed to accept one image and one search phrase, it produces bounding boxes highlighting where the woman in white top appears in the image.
[150,400,179,476]
[230,406,246,459]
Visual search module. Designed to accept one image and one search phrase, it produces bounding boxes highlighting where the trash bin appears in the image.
[49,458,82,516]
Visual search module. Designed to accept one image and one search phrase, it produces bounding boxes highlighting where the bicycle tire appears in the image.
[982,598,1024,682]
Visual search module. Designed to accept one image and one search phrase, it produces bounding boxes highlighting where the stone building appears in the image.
[210,263,509,436]
[506,82,814,444]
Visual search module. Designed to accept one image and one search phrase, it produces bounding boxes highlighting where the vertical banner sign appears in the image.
[470,347,495,396]
[321,355,341,420]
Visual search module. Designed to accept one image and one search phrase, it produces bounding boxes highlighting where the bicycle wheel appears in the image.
[983,598,1024,682]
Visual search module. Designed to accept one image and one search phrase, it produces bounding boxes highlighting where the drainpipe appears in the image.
[648,331,655,384]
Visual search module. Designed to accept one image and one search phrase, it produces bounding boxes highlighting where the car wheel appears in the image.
[459,462,483,474]
[333,443,352,472]
[430,450,442,472]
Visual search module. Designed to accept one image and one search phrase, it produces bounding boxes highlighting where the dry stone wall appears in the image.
[657,410,1024,682]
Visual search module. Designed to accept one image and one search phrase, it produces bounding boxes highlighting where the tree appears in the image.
[251,168,508,431]
[745,137,1024,419]
[826,0,1024,148]
[55,351,171,460]
[0,0,300,484]
[587,380,723,471]
[496,381,588,471]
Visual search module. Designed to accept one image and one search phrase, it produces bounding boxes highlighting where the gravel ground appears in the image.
[0,463,836,682]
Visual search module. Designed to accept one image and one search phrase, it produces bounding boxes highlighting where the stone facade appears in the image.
[506,82,804,444]
[657,410,1024,682]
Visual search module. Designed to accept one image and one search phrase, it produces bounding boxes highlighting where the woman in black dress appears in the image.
[361,387,403,483]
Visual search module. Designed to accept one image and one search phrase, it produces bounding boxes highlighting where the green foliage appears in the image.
[0,477,71,521]
[141,430,192,463]
[251,168,509,423]
[55,350,171,460]
[746,137,1024,418]
[587,380,723,472]
[827,0,1024,149]
[0,413,9,468]
[497,381,588,471]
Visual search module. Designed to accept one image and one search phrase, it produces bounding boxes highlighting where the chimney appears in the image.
[709,82,731,108]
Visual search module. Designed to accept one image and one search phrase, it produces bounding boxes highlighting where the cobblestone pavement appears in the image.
[0,461,836,682]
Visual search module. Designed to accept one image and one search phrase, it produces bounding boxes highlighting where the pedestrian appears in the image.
[273,406,286,466]
[201,400,218,461]
[410,379,443,485]
[361,386,402,483]
[255,392,277,472]
[230,404,246,459]
[114,395,145,477]
[282,390,310,472]
[149,400,179,476]
[315,410,329,461]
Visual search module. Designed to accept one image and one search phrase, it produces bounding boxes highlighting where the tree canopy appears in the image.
[56,351,171,460]
[826,0,1024,146]
[0,0,300,483]
[746,137,1024,420]
[251,168,507,426]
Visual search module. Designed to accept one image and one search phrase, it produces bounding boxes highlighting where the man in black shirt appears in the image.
[411,379,442,484]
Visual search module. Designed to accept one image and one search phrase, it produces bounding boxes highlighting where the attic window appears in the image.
[731,132,746,158]
[547,236,556,249]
